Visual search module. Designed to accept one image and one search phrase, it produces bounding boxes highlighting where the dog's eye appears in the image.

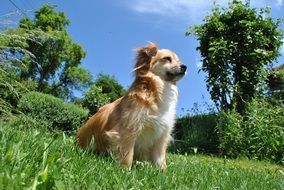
[162,56,172,62]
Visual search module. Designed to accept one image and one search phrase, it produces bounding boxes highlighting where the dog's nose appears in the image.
[180,65,187,73]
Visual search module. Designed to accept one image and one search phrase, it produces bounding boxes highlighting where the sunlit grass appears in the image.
[0,121,283,190]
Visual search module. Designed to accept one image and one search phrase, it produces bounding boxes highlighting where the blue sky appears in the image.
[1,0,284,116]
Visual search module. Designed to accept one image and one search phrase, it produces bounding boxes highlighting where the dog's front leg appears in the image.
[150,135,171,170]
[150,145,167,169]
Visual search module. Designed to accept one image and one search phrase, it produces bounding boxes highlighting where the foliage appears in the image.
[268,64,284,99]
[171,113,219,154]
[81,85,111,114]
[2,4,92,99]
[0,64,29,115]
[0,28,32,62]
[0,120,283,189]
[95,74,126,102]
[217,98,284,163]
[73,74,125,115]
[18,91,88,131]
[0,19,40,115]
[188,0,283,114]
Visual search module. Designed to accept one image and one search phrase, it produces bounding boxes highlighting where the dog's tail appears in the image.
[77,113,111,154]
[76,99,120,153]
[76,115,97,151]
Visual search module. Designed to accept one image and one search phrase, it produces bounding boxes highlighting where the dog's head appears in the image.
[134,43,187,82]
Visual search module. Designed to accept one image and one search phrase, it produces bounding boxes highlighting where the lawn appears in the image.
[0,121,283,190]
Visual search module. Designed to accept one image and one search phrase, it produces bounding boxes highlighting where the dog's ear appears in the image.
[133,43,158,75]
[135,42,158,57]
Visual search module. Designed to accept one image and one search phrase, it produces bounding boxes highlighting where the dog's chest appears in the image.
[155,83,178,126]
[136,83,178,148]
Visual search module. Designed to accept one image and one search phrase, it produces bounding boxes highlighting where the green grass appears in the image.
[0,120,283,190]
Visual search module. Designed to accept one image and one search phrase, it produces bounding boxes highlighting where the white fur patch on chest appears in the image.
[158,82,178,126]
[135,82,178,150]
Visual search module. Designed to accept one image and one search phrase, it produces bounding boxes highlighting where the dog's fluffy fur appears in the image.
[76,43,186,169]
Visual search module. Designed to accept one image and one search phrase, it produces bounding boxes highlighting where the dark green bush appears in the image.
[217,98,284,163]
[18,92,89,131]
[171,113,219,154]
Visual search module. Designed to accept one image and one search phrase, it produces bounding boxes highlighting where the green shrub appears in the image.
[217,110,246,156]
[217,98,284,163]
[171,113,219,154]
[18,92,89,131]
[81,85,110,115]
[0,66,29,115]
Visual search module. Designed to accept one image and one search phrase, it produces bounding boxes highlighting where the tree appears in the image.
[188,0,283,114]
[94,74,126,102]
[14,4,92,99]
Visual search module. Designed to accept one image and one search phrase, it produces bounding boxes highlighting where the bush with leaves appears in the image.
[217,98,284,163]
[81,85,111,115]
[18,92,88,131]
[0,65,29,115]
[95,74,125,102]
[171,113,219,154]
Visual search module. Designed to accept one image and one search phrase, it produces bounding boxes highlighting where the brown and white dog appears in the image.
[76,43,186,169]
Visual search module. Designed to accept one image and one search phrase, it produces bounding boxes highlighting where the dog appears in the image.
[76,43,186,169]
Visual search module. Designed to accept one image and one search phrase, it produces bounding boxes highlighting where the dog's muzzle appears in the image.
[180,64,187,75]
[166,64,187,81]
